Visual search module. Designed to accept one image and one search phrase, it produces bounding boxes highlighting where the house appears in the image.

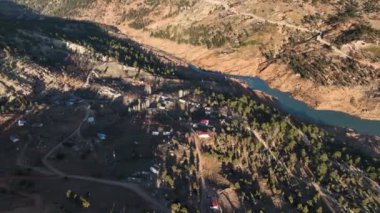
[190,102,200,107]
[205,106,212,115]
[198,131,210,139]
[163,127,173,136]
[204,106,212,111]
[210,198,219,210]
[66,101,74,106]
[10,135,20,143]
[200,119,209,126]
[150,166,159,174]
[97,133,107,140]
[158,103,166,110]
[160,95,169,101]
[87,117,95,124]
[163,131,171,136]
[32,123,43,128]
[17,119,26,127]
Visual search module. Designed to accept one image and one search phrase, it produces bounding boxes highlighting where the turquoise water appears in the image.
[188,64,380,136]
[240,77,380,136]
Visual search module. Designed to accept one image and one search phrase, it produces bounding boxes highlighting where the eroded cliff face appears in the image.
[13,0,380,119]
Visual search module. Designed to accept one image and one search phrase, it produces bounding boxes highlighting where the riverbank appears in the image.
[188,62,380,135]
[107,20,380,137]
[120,25,379,120]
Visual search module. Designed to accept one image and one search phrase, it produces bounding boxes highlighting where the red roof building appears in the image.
[210,198,219,209]
[200,119,209,125]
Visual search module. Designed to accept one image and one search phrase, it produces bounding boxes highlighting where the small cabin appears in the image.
[198,131,210,139]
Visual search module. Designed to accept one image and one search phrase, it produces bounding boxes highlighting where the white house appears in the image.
[150,166,159,174]
[17,119,26,127]
[88,117,95,124]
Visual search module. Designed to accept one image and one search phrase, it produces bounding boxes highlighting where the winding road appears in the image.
[17,104,168,213]
[203,0,380,68]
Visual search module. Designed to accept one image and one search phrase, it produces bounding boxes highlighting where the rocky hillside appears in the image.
[0,0,183,115]
[13,0,380,120]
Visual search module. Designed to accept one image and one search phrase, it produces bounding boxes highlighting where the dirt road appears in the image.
[16,104,168,212]
[41,105,168,212]
[193,136,209,212]
[251,129,341,212]
[204,0,380,69]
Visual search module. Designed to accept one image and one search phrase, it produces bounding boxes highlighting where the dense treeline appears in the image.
[155,85,379,211]
[197,89,379,211]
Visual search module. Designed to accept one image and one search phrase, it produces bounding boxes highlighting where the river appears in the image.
[189,64,380,136]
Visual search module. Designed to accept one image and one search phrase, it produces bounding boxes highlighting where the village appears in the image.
[2,54,378,212]
[0,52,238,212]
[1,1,379,211]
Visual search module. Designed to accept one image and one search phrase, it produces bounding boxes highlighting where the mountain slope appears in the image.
[14,0,380,120]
